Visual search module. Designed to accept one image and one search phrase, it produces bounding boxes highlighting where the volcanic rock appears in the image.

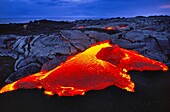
[0,56,15,88]
[122,30,146,42]
[0,48,19,59]
[15,57,38,70]
[0,20,75,36]
[84,31,111,42]
[61,30,92,51]
[0,16,169,84]
[29,34,71,58]
[6,63,41,83]
[41,56,68,71]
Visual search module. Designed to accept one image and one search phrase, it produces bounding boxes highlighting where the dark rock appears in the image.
[111,32,146,50]
[122,30,146,42]
[41,56,68,71]
[14,55,24,71]
[84,31,111,42]
[69,46,78,54]
[0,20,75,36]
[6,63,41,83]
[30,34,71,58]
[143,51,167,62]
[0,35,18,49]
[12,36,30,54]
[111,38,146,50]
[0,56,15,87]
[71,43,85,51]
[0,48,19,59]
[142,30,170,51]
[36,56,50,65]
[61,30,92,51]
[15,57,38,70]
[145,37,161,51]
[153,34,170,51]
[0,37,7,48]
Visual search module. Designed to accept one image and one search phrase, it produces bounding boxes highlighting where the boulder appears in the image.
[30,34,71,58]
[15,57,38,70]
[12,36,29,53]
[6,63,41,83]
[41,56,68,71]
[0,48,19,59]
[111,32,146,50]
[111,30,169,64]
[61,30,92,50]
[142,30,170,52]
[84,31,111,42]
[122,30,146,42]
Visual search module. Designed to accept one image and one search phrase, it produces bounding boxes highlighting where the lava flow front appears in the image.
[0,41,168,96]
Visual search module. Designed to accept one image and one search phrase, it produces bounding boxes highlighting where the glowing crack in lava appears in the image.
[104,26,115,30]
[104,25,128,31]
[0,41,168,96]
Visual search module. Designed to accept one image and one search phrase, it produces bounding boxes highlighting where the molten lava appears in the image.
[77,26,85,29]
[104,27,115,30]
[104,25,128,31]
[0,41,168,96]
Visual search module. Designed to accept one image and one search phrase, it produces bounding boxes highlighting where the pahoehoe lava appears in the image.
[0,41,168,96]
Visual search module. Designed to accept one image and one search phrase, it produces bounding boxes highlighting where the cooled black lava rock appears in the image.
[0,56,15,88]
[0,20,75,36]
[6,63,41,83]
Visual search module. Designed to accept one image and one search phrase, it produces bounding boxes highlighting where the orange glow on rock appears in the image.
[0,41,168,96]
[115,25,127,29]
[104,25,128,31]
[77,26,85,29]
[104,27,115,30]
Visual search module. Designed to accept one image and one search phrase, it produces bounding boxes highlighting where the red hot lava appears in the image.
[77,26,85,29]
[104,25,128,31]
[0,41,168,96]
[104,26,115,30]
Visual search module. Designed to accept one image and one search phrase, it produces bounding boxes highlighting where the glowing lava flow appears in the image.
[96,45,168,71]
[0,41,168,96]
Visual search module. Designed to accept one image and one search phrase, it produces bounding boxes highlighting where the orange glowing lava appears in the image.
[104,27,115,30]
[104,25,128,31]
[77,26,85,29]
[0,41,168,96]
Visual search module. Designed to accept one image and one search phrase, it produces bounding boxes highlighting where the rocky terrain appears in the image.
[0,16,170,112]
[0,16,169,84]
